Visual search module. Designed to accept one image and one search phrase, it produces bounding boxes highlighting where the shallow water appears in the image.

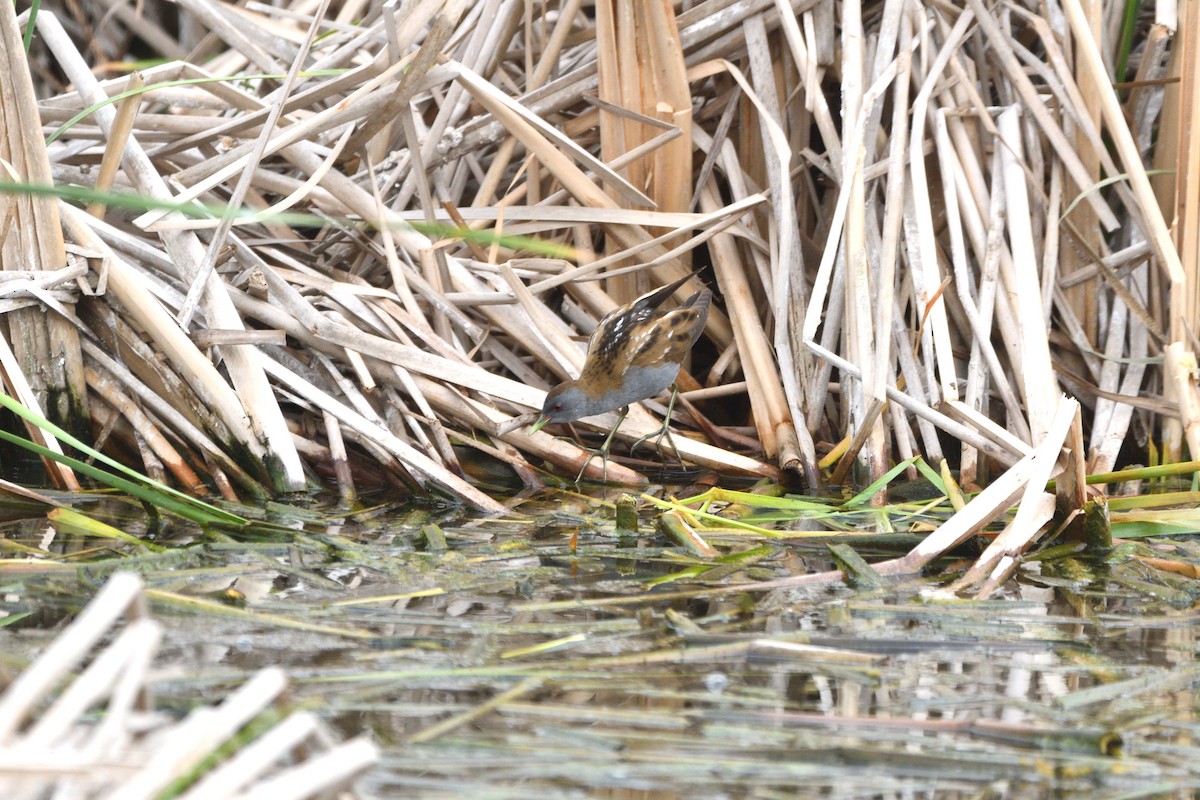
[3,487,1199,799]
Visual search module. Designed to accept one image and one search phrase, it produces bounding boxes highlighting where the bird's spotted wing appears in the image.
[586,303,654,369]
[628,291,711,369]
[583,272,701,367]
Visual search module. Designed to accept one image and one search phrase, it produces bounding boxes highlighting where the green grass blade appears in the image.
[0,428,240,525]
[0,182,572,256]
[844,457,921,508]
[0,390,245,525]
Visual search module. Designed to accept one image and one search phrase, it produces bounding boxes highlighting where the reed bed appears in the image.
[1,1,1196,542]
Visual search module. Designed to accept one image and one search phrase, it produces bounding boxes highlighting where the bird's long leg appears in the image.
[630,385,684,464]
[574,405,629,484]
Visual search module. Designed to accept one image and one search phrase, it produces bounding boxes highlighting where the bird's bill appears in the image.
[528,415,551,434]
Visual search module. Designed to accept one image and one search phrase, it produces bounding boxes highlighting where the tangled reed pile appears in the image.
[1,0,1197,521]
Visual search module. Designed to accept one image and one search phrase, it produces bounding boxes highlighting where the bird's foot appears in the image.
[629,425,683,464]
[573,446,609,484]
[571,406,629,485]
[629,386,685,464]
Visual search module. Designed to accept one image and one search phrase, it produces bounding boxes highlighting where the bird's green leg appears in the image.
[574,405,629,484]
[630,385,683,463]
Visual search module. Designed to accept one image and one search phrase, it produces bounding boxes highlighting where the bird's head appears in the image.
[528,382,588,433]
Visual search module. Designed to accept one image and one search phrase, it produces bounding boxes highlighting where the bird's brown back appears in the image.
[580,281,711,395]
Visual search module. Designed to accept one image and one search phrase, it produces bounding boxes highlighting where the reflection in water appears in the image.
[2,492,1197,798]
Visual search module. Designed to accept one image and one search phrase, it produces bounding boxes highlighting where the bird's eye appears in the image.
[551,402,563,412]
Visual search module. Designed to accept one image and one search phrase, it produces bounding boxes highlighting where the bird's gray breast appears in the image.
[595,362,680,412]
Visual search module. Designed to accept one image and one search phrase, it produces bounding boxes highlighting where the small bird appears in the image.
[529,273,712,479]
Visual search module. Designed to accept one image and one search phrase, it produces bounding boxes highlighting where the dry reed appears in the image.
[0,1,1195,563]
